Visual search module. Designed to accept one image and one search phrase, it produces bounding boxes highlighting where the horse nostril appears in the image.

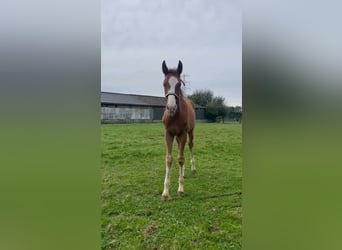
[166,105,177,114]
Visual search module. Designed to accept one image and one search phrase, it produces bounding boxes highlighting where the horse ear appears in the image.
[162,60,169,75]
[177,60,183,75]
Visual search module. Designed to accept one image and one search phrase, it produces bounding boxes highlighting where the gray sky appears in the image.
[101,0,241,106]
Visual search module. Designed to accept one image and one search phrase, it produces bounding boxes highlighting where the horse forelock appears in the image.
[166,69,180,75]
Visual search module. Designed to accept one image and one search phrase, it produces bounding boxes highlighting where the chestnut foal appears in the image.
[161,60,196,201]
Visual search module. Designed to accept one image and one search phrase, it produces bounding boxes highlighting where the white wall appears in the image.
[101,107,153,122]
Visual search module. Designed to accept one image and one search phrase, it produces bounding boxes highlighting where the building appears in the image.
[101,92,205,123]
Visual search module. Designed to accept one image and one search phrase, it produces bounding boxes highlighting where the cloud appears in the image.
[101,0,241,106]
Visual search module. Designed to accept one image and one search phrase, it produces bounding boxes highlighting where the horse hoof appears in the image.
[177,191,184,197]
[161,195,171,201]
[191,169,197,174]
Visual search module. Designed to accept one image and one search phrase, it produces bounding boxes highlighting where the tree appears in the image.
[205,102,218,122]
[188,90,214,107]
[188,90,229,122]
[228,106,242,122]
[213,96,227,123]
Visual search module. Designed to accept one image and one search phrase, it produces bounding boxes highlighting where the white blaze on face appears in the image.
[166,76,178,114]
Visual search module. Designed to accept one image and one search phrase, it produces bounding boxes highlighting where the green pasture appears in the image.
[101,123,242,249]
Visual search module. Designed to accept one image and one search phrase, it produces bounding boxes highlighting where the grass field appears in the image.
[101,123,242,249]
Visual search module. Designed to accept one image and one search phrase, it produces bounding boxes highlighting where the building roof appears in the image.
[101,92,165,107]
[101,92,204,109]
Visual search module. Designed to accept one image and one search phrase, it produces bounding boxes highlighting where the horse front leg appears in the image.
[162,132,173,201]
[177,132,187,196]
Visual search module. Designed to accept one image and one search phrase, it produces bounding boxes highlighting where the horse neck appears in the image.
[178,95,186,108]
[176,96,187,119]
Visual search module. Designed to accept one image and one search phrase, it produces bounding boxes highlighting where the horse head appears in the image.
[162,60,184,116]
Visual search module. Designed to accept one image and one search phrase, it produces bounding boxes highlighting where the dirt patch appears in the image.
[208,224,220,233]
[144,221,158,239]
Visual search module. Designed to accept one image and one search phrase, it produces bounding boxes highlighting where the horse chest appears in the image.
[163,119,187,135]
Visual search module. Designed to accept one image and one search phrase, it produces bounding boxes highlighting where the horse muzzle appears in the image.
[165,92,178,116]
[166,104,177,116]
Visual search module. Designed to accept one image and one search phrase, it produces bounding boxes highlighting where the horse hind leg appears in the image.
[188,130,196,173]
